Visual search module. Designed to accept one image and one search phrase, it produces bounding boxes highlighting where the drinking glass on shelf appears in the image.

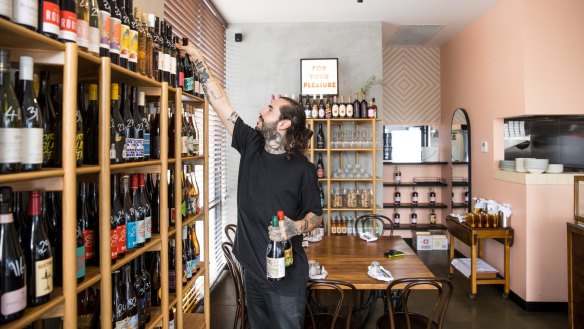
[331,131,339,149]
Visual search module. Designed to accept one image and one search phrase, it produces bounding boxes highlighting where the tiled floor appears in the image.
[210,249,568,329]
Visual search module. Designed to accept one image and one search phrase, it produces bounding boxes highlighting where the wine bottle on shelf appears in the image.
[13,0,38,30]
[182,37,194,94]
[181,169,188,220]
[97,0,111,57]
[131,87,144,161]
[393,211,400,226]
[346,95,353,118]
[17,56,43,172]
[151,173,160,234]
[429,187,436,205]
[464,186,469,205]
[127,0,138,72]
[131,174,145,248]
[117,0,129,69]
[138,253,151,324]
[38,71,57,167]
[368,98,377,118]
[394,166,401,184]
[88,182,100,266]
[13,192,27,250]
[185,166,195,215]
[51,84,63,168]
[123,264,138,329]
[39,0,59,39]
[135,8,146,76]
[303,96,311,119]
[394,187,401,205]
[168,103,175,158]
[0,49,23,174]
[77,287,97,328]
[121,174,137,253]
[79,182,95,263]
[147,14,158,81]
[112,174,125,260]
[175,35,184,89]
[76,0,90,51]
[0,187,26,324]
[88,0,100,56]
[277,210,293,267]
[150,251,161,306]
[84,84,99,164]
[109,0,122,65]
[316,123,325,149]
[318,95,325,119]
[336,96,345,118]
[430,209,437,225]
[411,187,418,205]
[138,174,151,243]
[155,17,164,82]
[325,96,332,119]
[360,92,368,119]
[266,215,285,281]
[169,27,177,88]
[44,191,62,286]
[76,211,86,283]
[316,153,325,179]
[149,103,160,159]
[162,21,171,83]
[120,84,134,161]
[183,227,193,280]
[25,191,53,306]
[131,258,146,328]
[181,229,189,285]
[168,170,175,226]
[75,86,84,166]
[59,0,77,43]
[111,84,125,163]
[168,238,176,292]
[352,93,360,119]
[191,110,200,156]
[410,210,418,226]
[189,224,198,273]
[112,269,128,328]
[331,96,339,118]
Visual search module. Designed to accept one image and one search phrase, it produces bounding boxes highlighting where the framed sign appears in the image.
[300,58,338,96]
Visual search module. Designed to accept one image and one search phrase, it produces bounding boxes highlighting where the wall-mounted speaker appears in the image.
[235,33,243,42]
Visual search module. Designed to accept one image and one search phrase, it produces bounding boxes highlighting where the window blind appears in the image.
[165,0,227,283]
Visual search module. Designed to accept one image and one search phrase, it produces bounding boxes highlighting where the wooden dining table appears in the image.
[304,235,435,289]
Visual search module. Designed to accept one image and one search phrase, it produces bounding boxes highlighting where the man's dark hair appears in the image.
[279,97,313,160]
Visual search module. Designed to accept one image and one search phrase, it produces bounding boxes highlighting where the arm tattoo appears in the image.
[228,112,239,124]
[283,218,300,237]
[194,59,224,101]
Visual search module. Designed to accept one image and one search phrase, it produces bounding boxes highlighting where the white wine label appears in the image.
[170,57,177,74]
[115,318,127,329]
[169,319,175,329]
[1,286,26,316]
[0,213,14,224]
[89,26,100,53]
[35,257,53,297]
[21,128,43,165]
[164,53,171,72]
[14,1,38,29]
[266,257,285,279]
[0,128,22,163]
[77,19,89,48]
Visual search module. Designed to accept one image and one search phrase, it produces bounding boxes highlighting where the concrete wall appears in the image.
[224,22,384,224]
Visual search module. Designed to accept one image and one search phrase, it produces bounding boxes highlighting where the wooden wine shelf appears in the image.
[111,63,162,88]
[329,178,375,182]
[183,313,206,329]
[383,202,448,209]
[76,165,101,175]
[110,160,162,172]
[0,291,65,329]
[182,155,205,163]
[330,148,376,152]
[78,266,102,293]
[170,294,178,308]
[169,212,205,236]
[111,234,163,272]
[169,88,205,103]
[0,168,64,184]
[329,207,377,212]
[146,308,164,329]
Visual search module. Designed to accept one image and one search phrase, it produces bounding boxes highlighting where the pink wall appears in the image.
[441,0,582,302]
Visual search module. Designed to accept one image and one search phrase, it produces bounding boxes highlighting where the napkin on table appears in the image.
[309,266,328,280]
[367,265,393,282]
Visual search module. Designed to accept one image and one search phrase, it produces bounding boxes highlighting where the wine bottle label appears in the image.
[77,19,89,48]
[169,319,175,329]
[266,257,285,279]
[184,77,194,92]
[339,105,346,117]
[76,132,84,162]
[170,208,176,224]
[318,108,325,118]
[332,105,339,117]
[42,1,60,35]
[164,53,171,72]
[346,104,353,117]
[181,136,188,154]
[331,226,337,234]
[317,168,324,178]
[120,24,130,59]
[76,246,86,278]
[35,257,53,297]
[127,220,137,249]
[179,72,185,87]
[99,10,111,50]
[115,318,127,329]
[145,215,152,239]
[0,128,22,163]
[118,224,127,253]
[89,26,100,53]
[127,314,138,329]
[412,196,418,203]
[0,214,14,224]
[124,137,134,160]
[136,139,144,158]
[170,57,177,75]
[284,246,293,267]
[137,219,145,244]
[110,17,121,54]
[111,228,118,259]
[130,30,138,63]
[304,109,311,119]
[143,133,151,156]
[60,10,77,41]
[151,136,160,158]
[395,196,400,202]
[430,196,436,202]
[1,286,26,316]
[158,51,164,70]
[341,226,347,234]
[83,229,95,259]
[14,1,38,29]
[21,128,43,165]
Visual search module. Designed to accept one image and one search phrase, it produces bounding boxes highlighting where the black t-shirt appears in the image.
[231,117,322,294]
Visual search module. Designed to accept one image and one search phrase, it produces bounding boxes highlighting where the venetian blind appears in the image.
[165,0,227,283]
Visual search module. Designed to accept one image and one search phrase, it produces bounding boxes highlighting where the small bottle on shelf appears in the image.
[338,96,346,118]
[316,123,325,149]
[331,96,339,118]
[331,216,337,236]
[311,95,318,119]
[464,186,469,205]
[410,209,418,226]
[394,166,401,184]
[393,211,400,226]
[430,209,437,225]
[325,96,332,119]
[368,97,377,118]
[411,187,418,205]
[394,187,401,205]
[318,95,325,119]
[316,153,325,179]
[429,187,436,205]
[346,95,353,118]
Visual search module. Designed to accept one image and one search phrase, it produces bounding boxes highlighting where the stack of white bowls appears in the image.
[545,164,564,173]
[499,160,516,171]
[515,158,533,172]
[524,158,549,174]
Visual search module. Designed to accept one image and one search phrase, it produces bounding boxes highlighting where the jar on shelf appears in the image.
[332,189,344,208]
[346,189,358,208]
[360,189,372,208]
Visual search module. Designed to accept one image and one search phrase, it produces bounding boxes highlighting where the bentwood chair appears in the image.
[376,278,454,329]
[305,279,357,329]
[225,223,237,245]
[221,241,249,329]
[355,214,394,237]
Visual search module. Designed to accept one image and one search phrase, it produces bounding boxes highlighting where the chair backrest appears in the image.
[221,242,244,301]
[355,214,394,237]
[225,223,237,245]
[386,277,454,329]
[306,279,356,329]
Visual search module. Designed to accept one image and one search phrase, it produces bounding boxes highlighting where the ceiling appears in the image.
[211,0,501,47]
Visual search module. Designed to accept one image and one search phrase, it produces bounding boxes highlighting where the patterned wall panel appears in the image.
[382,47,441,124]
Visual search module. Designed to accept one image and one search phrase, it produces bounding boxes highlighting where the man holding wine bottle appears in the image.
[177,42,323,329]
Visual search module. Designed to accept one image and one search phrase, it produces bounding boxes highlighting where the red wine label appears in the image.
[42,1,60,35]
[35,257,53,297]
[178,72,185,87]
[110,228,118,259]
[60,10,77,41]
[145,215,152,239]
[83,229,95,259]
[1,286,26,316]
[110,17,121,54]
[117,224,127,253]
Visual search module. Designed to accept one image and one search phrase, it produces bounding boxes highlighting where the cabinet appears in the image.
[307,118,382,235]
[0,19,209,329]
[567,222,584,329]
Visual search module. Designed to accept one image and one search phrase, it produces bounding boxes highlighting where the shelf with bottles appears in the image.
[383,202,448,209]
[0,292,65,329]
[383,181,448,187]
[452,203,470,209]
[168,211,205,237]
[386,208,444,228]
[391,223,448,231]
[0,168,65,184]
[383,161,448,165]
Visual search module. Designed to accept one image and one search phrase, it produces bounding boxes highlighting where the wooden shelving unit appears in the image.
[0,19,209,329]
[307,118,382,235]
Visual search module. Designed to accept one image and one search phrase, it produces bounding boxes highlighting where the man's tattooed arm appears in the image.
[268,212,323,241]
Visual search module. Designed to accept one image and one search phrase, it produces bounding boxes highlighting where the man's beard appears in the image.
[255,119,278,139]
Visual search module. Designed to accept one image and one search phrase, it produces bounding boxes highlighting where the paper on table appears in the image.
[367,265,393,282]
[309,266,328,280]
[451,258,498,278]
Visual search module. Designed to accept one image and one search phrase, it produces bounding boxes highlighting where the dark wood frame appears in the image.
[575,176,584,223]
[451,108,472,214]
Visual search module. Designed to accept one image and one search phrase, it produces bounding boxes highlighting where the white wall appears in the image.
[224,22,384,224]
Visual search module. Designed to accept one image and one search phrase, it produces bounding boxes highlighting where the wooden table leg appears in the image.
[503,238,510,298]
[449,234,455,278]
[470,235,478,299]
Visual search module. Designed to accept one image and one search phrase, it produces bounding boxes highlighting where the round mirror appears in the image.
[451,108,471,213]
